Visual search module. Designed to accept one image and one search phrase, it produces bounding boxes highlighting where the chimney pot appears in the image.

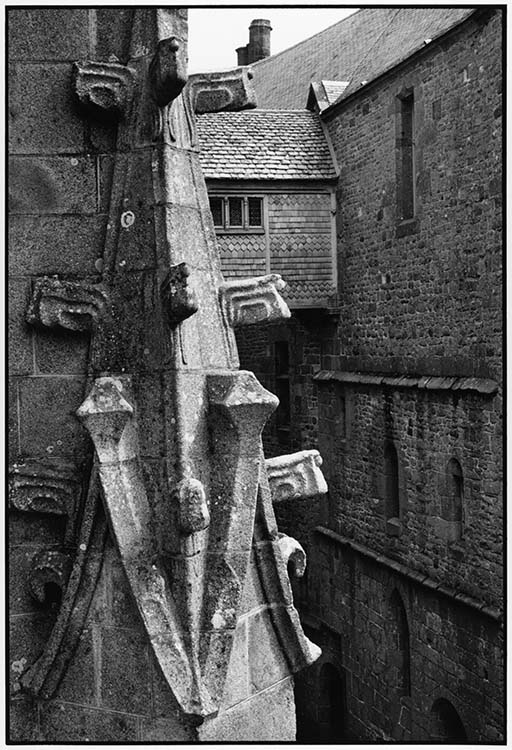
[247,18,272,64]
[236,45,248,66]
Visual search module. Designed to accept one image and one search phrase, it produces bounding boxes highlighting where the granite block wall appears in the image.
[280,9,504,742]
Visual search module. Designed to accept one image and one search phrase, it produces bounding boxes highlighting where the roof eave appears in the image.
[321,8,483,119]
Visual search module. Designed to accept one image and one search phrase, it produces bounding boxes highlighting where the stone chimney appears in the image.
[236,19,272,65]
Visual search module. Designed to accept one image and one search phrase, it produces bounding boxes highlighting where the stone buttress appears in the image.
[9,8,325,740]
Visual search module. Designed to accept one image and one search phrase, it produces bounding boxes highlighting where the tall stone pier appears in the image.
[8,8,325,742]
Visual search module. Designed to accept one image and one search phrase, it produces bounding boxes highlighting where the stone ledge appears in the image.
[315,526,503,623]
[313,370,499,395]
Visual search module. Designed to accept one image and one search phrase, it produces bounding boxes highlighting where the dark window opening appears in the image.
[384,441,400,519]
[397,91,415,220]
[209,195,263,231]
[430,699,467,741]
[389,590,411,696]
[440,458,464,541]
[209,196,223,226]
[228,197,243,227]
[315,664,346,741]
[248,196,262,226]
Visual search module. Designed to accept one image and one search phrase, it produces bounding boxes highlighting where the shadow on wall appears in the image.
[296,662,347,742]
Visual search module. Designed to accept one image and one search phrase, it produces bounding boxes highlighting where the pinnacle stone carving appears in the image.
[266,449,328,503]
[219,274,291,327]
[20,8,322,720]
[73,61,136,120]
[26,277,108,332]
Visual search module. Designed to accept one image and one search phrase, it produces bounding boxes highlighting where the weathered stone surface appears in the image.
[9,215,107,277]
[73,61,136,120]
[160,262,199,328]
[39,702,139,742]
[219,274,291,327]
[8,381,19,461]
[26,277,108,332]
[219,620,249,710]
[7,9,90,61]
[9,457,80,519]
[174,477,210,534]
[9,696,40,742]
[9,155,97,214]
[18,377,88,460]
[8,278,33,376]
[9,64,85,154]
[20,471,107,701]
[247,608,288,693]
[34,329,90,375]
[149,37,188,108]
[8,8,322,738]
[198,676,296,741]
[29,550,72,604]
[266,449,328,502]
[278,533,307,578]
[188,66,257,114]
[100,627,151,714]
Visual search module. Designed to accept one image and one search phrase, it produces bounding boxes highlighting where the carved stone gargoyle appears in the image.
[20,8,325,722]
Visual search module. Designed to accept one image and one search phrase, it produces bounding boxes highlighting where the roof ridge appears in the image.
[251,9,361,68]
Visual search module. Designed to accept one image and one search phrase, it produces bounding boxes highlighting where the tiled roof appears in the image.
[339,7,476,100]
[322,81,350,106]
[196,110,336,180]
[250,8,476,109]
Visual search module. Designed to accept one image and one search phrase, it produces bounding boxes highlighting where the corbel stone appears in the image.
[278,533,307,578]
[219,274,291,328]
[266,449,328,503]
[26,277,109,333]
[9,458,80,545]
[187,66,257,114]
[149,36,188,108]
[29,550,72,605]
[160,262,199,328]
[73,60,137,120]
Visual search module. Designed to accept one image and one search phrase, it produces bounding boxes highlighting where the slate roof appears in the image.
[196,110,337,180]
[250,7,476,109]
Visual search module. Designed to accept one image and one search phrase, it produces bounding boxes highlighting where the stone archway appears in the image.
[430,698,467,741]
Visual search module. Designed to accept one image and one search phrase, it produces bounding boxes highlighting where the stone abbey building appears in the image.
[201,7,504,742]
[8,7,503,743]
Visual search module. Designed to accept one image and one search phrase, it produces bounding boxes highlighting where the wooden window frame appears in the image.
[209,194,265,234]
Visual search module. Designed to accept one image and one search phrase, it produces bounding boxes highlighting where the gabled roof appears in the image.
[250,7,476,110]
[196,110,336,180]
[307,80,350,112]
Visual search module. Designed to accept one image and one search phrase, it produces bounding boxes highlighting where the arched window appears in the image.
[441,458,463,540]
[388,590,411,696]
[384,442,400,518]
[430,698,467,741]
[316,663,345,741]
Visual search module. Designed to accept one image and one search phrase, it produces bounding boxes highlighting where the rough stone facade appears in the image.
[8,8,322,742]
[266,8,503,742]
